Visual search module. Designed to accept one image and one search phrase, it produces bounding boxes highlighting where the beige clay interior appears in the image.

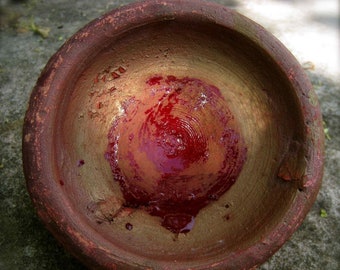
[56,21,304,265]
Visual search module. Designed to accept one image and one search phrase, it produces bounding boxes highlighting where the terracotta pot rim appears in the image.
[23,0,324,269]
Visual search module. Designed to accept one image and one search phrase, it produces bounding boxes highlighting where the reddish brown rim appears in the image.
[22,0,324,269]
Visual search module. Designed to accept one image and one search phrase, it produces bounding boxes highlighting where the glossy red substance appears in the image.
[106,76,247,233]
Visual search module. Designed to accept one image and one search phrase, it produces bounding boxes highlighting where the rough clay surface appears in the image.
[0,0,339,269]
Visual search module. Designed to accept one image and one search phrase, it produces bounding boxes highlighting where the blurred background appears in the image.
[0,0,339,269]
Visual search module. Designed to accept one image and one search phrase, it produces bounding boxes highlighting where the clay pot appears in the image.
[23,0,324,269]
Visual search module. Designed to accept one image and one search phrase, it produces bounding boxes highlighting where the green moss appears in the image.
[320,209,328,218]
[323,121,331,140]
[29,19,50,38]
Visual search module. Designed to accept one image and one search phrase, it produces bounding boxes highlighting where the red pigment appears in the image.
[77,159,85,167]
[105,75,247,234]
[118,66,126,73]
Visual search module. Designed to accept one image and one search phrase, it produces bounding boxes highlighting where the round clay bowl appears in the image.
[23,0,324,269]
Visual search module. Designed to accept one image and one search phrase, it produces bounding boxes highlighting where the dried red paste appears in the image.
[105,75,247,233]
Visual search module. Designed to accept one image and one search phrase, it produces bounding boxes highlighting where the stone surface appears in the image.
[0,0,338,269]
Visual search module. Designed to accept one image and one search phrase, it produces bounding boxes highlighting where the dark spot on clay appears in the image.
[59,179,64,186]
[208,194,218,201]
[125,223,133,230]
[77,159,85,167]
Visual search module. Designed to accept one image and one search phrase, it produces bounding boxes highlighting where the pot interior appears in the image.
[55,19,305,265]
